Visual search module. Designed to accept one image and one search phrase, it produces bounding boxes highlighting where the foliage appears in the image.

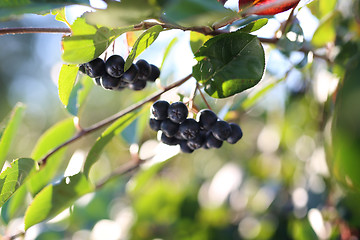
[0,0,359,239]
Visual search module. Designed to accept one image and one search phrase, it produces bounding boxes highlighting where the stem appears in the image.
[280,4,298,35]
[95,159,145,190]
[0,27,71,36]
[0,24,332,62]
[38,73,192,166]
[197,83,212,110]
[7,232,25,240]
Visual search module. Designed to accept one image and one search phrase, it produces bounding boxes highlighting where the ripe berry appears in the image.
[160,119,179,137]
[161,132,180,146]
[178,118,200,140]
[180,140,194,153]
[84,58,106,78]
[101,74,120,90]
[148,64,160,82]
[151,100,170,120]
[211,120,232,141]
[121,64,139,83]
[149,118,162,131]
[117,79,129,89]
[168,102,188,124]
[205,132,223,148]
[197,109,218,130]
[187,134,205,150]
[136,59,151,80]
[105,55,125,78]
[129,79,146,91]
[226,123,243,144]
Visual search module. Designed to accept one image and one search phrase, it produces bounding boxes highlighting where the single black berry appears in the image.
[121,64,139,83]
[180,140,194,153]
[84,58,106,78]
[205,132,223,148]
[178,118,200,140]
[93,77,101,86]
[116,79,129,89]
[161,132,180,146]
[129,79,147,91]
[148,64,160,82]
[160,119,179,137]
[211,120,232,141]
[101,74,120,90]
[197,109,218,130]
[187,134,205,150]
[105,55,125,78]
[151,100,170,120]
[136,59,151,80]
[226,123,243,144]
[168,102,188,124]
[149,118,162,131]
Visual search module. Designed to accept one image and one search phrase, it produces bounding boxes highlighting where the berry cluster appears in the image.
[79,55,160,91]
[149,101,243,153]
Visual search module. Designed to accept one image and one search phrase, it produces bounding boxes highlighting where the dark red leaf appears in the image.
[218,0,227,4]
[239,0,300,15]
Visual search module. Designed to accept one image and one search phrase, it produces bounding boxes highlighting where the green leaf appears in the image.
[66,75,93,116]
[0,0,89,20]
[0,158,36,208]
[330,53,360,193]
[307,0,337,20]
[312,11,339,48]
[277,20,304,52]
[242,78,284,110]
[124,25,163,71]
[164,0,238,27]
[161,37,178,69]
[193,31,265,98]
[190,32,211,55]
[51,8,69,26]
[24,173,94,230]
[238,18,268,33]
[62,17,130,64]
[83,106,148,177]
[85,1,161,28]
[0,103,26,170]
[4,185,28,221]
[128,161,168,194]
[58,64,79,107]
[27,118,76,196]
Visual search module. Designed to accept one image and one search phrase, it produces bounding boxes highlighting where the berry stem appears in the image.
[0,27,71,35]
[38,73,193,166]
[197,83,213,110]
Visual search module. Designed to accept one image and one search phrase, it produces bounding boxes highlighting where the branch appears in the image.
[38,73,192,166]
[0,27,71,36]
[95,159,145,190]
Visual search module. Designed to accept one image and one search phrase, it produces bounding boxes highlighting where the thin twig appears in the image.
[95,159,145,190]
[197,83,212,110]
[280,4,298,35]
[38,73,193,166]
[7,231,25,240]
[0,27,71,36]
[188,83,198,117]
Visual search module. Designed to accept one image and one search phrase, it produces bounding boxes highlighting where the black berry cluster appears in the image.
[79,55,160,91]
[149,101,243,153]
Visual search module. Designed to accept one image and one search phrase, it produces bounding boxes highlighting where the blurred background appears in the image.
[1,0,359,239]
